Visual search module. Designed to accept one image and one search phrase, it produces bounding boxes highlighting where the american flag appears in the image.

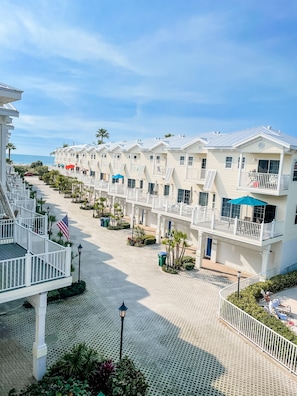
[56,215,69,240]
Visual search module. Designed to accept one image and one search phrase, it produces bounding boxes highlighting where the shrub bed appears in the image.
[227,270,297,343]
[9,344,149,396]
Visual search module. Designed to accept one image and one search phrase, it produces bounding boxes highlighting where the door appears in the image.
[206,238,212,258]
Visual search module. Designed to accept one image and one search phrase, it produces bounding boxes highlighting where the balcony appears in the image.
[238,172,290,195]
[185,168,206,183]
[0,222,71,303]
[152,198,193,220]
[126,189,154,206]
[191,210,284,244]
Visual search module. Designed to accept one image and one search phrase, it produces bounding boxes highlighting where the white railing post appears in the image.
[179,202,183,216]
[211,210,215,229]
[271,219,276,237]
[260,222,265,240]
[65,245,71,276]
[25,251,32,286]
[234,217,238,235]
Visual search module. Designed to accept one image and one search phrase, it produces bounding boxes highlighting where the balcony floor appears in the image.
[0,243,26,260]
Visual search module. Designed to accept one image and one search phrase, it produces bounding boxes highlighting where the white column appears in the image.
[261,246,271,279]
[156,214,162,243]
[28,292,48,380]
[195,230,204,269]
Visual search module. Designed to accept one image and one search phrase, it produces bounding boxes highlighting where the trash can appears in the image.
[158,252,167,267]
[100,218,104,227]
[104,217,110,227]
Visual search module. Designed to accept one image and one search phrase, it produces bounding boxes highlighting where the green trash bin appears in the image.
[104,217,110,227]
[158,252,167,267]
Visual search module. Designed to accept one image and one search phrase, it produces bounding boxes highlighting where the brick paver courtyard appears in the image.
[1,177,297,395]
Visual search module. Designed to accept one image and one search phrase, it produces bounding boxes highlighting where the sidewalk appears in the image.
[1,177,297,395]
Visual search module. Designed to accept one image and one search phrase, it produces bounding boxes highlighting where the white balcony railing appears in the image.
[219,276,297,376]
[239,172,290,192]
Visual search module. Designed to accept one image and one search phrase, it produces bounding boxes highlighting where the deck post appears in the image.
[28,292,48,381]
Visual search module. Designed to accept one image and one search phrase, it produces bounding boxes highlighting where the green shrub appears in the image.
[47,281,86,303]
[107,357,149,396]
[143,236,156,245]
[183,263,195,270]
[181,256,195,264]
[162,266,178,274]
[227,270,297,344]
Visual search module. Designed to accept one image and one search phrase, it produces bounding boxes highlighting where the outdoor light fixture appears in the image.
[47,206,50,215]
[118,301,128,360]
[78,244,83,283]
[237,270,241,298]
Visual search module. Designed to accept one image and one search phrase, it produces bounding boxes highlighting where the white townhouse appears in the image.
[55,126,297,279]
[0,83,72,380]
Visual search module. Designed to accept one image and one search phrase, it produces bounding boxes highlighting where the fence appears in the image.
[219,275,297,374]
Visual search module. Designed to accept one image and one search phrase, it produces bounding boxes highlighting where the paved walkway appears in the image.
[1,177,297,395]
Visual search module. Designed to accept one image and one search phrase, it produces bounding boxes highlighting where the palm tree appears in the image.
[164,133,174,138]
[6,142,16,161]
[96,128,109,145]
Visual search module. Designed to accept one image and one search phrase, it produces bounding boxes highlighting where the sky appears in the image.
[1,0,297,155]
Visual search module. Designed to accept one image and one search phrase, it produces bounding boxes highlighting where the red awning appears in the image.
[65,164,75,169]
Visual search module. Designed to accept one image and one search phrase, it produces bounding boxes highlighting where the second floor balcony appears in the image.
[238,171,290,195]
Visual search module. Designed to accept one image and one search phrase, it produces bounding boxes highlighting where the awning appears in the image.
[203,170,216,191]
[65,164,75,169]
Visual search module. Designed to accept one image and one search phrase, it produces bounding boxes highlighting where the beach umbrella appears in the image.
[228,196,267,206]
[112,174,124,179]
[228,195,267,221]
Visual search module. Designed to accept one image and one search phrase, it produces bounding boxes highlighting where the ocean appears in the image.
[10,154,54,166]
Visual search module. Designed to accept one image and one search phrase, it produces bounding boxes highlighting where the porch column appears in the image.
[28,292,48,380]
[195,230,204,269]
[261,246,271,279]
[156,214,162,243]
[277,151,284,190]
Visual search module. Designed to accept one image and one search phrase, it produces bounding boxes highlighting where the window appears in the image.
[293,160,297,181]
[156,155,160,163]
[188,156,193,166]
[149,155,154,162]
[180,156,185,166]
[237,157,246,169]
[90,170,95,177]
[139,180,143,189]
[199,192,208,206]
[221,198,240,218]
[164,185,170,196]
[258,159,279,174]
[225,157,233,169]
[128,179,135,188]
[212,194,216,209]
[177,189,191,204]
[148,183,155,194]
[201,158,207,169]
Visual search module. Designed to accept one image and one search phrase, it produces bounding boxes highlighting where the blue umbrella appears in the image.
[228,196,267,206]
[112,174,124,179]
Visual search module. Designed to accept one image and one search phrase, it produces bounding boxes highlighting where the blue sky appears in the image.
[1,0,297,155]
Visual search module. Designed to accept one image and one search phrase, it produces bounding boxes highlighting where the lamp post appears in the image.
[118,301,128,360]
[131,216,136,240]
[237,271,241,298]
[78,244,83,283]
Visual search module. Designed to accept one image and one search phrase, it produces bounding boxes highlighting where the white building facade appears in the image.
[54,126,297,279]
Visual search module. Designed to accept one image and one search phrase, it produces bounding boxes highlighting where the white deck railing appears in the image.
[239,172,290,191]
[0,249,71,293]
[219,276,297,375]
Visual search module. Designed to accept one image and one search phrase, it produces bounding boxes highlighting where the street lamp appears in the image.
[118,301,128,360]
[131,216,136,240]
[78,244,83,283]
[237,270,241,298]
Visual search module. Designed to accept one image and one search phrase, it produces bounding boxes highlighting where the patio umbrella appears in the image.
[112,174,124,179]
[228,195,267,221]
[228,196,267,206]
